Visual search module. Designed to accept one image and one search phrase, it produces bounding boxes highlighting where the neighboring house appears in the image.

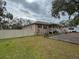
[75,25,79,32]
[23,21,64,35]
[64,27,76,32]
[64,25,79,32]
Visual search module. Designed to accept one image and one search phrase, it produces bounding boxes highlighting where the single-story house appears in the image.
[64,25,79,32]
[23,21,64,35]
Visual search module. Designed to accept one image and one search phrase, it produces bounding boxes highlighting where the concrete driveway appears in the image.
[52,33,79,44]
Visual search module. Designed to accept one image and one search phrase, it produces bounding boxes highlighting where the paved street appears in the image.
[52,33,79,44]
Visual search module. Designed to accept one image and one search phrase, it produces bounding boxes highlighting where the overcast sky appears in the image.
[6,0,68,23]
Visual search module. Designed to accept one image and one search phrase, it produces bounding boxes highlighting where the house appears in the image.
[64,25,79,32]
[23,21,64,35]
[75,25,79,32]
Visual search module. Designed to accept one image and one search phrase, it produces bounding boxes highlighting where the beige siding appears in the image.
[23,24,36,33]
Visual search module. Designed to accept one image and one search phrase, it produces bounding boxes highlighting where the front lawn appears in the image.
[0,36,79,59]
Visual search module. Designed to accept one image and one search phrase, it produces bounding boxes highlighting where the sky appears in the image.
[5,0,69,23]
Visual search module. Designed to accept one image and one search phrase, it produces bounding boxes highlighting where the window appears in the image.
[44,25,47,29]
[38,25,42,28]
[49,25,52,28]
[69,28,74,30]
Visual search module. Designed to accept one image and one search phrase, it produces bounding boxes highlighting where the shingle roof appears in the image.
[33,21,49,25]
[24,21,63,27]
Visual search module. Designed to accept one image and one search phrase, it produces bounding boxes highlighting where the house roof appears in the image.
[33,21,50,25]
[24,21,64,27]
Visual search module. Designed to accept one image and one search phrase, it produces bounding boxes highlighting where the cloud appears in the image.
[7,0,23,3]
[20,9,30,14]
[7,0,42,14]
[7,0,51,15]
[6,0,65,23]
[25,0,37,3]
[23,2,41,14]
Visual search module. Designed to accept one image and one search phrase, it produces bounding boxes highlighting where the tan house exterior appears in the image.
[23,21,64,35]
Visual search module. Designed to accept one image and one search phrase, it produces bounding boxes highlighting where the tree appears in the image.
[11,18,23,29]
[0,0,6,17]
[0,0,6,29]
[69,16,79,26]
[52,0,79,19]
[0,0,14,30]
[27,20,32,25]
[6,13,13,20]
[60,16,79,26]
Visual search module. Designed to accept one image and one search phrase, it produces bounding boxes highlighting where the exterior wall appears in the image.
[33,24,37,33]
[0,30,35,39]
[23,24,36,34]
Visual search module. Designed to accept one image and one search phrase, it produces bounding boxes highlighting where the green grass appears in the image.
[0,36,79,59]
